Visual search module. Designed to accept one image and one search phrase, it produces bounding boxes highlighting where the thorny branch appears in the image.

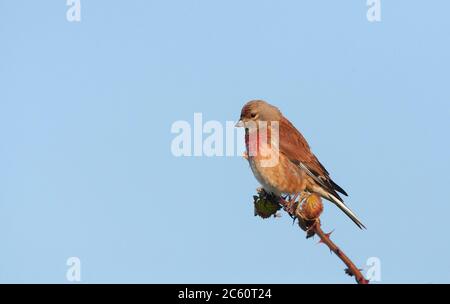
[253,189,369,284]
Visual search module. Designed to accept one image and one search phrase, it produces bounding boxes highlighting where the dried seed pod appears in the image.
[254,195,281,219]
[296,193,324,231]
[299,193,323,220]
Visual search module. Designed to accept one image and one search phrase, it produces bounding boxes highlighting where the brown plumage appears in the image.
[236,100,365,229]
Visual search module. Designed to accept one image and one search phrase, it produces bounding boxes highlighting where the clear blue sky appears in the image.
[1,1,449,283]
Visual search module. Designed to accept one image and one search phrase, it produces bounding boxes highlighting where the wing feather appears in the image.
[278,117,347,197]
[275,115,365,228]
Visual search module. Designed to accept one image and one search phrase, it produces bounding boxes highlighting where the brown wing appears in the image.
[278,117,348,198]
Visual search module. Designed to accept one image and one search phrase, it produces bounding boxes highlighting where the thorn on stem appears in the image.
[345,267,364,278]
[324,230,334,239]
[344,268,354,277]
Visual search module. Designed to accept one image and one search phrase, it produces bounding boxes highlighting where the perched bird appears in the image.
[236,100,365,229]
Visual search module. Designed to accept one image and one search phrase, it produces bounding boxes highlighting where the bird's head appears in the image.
[235,100,282,128]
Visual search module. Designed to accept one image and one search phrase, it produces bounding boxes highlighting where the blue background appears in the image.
[1,1,449,283]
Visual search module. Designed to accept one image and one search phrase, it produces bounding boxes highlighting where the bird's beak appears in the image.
[235,120,244,128]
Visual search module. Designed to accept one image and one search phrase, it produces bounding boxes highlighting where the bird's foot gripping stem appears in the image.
[283,193,299,217]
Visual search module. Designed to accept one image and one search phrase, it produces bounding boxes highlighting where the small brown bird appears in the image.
[236,100,365,229]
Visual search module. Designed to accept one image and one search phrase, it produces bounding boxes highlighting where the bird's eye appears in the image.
[250,113,257,118]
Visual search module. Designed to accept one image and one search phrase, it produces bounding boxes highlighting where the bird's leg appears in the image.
[284,193,299,216]
[289,193,299,209]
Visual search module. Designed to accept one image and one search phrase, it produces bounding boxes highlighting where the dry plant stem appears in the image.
[311,221,369,284]
[278,196,369,285]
